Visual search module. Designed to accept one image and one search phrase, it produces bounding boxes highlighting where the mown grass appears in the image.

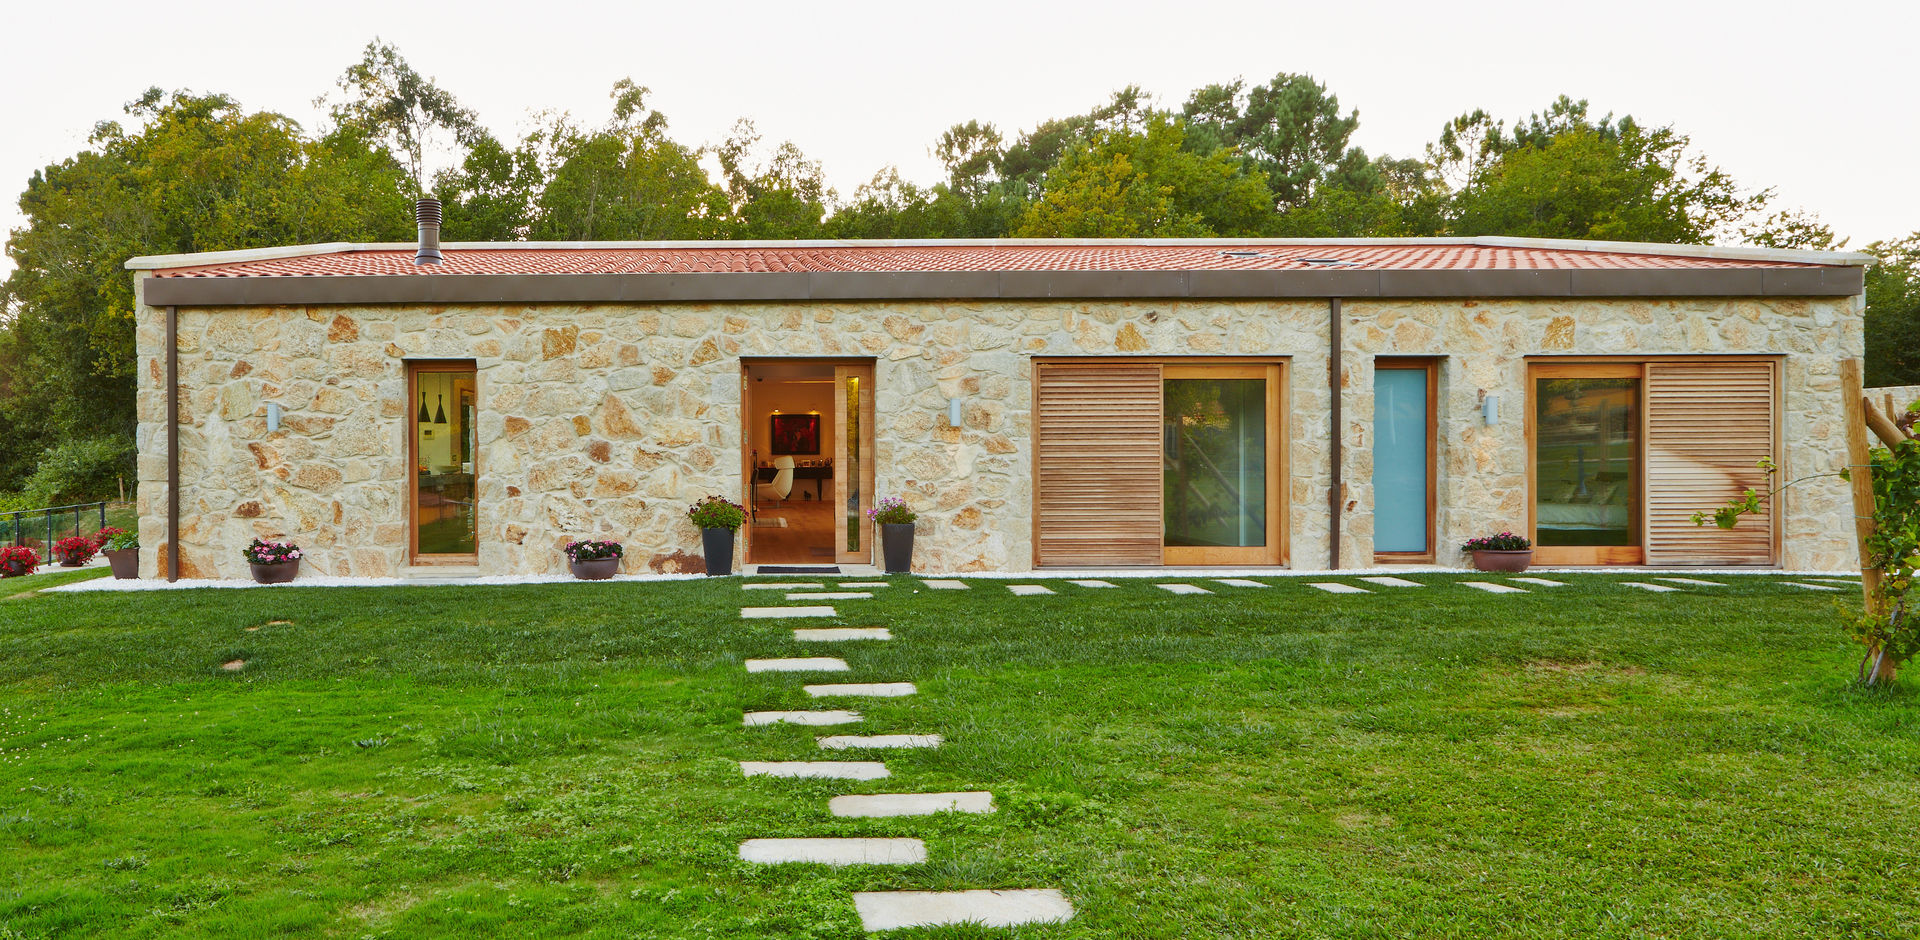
[0,571,1914,938]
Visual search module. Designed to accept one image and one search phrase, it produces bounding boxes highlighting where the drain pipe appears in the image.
[166,304,180,582]
[1327,298,1342,571]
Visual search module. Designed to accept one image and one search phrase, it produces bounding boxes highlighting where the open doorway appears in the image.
[741,359,874,566]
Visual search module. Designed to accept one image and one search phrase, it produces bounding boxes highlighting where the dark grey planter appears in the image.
[569,557,620,580]
[882,523,915,574]
[105,548,140,580]
[249,560,299,584]
[702,527,735,576]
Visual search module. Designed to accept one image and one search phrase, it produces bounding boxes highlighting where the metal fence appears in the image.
[3,502,110,552]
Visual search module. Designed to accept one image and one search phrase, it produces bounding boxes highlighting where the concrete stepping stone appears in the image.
[818,733,943,750]
[854,889,1075,930]
[1461,581,1527,594]
[744,582,823,590]
[786,592,873,600]
[745,657,849,673]
[1622,581,1680,592]
[921,579,969,589]
[739,837,925,866]
[794,627,891,642]
[805,682,916,698]
[838,581,890,588]
[1782,581,1842,591]
[744,710,862,727]
[1358,576,1422,587]
[1655,577,1723,586]
[1007,584,1055,595]
[742,606,836,619]
[739,761,887,779]
[1156,583,1212,595]
[830,791,995,817]
[1508,577,1566,586]
[1214,578,1268,588]
[1807,577,1862,585]
[1067,579,1117,588]
[1308,582,1370,594]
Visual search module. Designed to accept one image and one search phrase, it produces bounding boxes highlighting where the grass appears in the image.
[0,571,1915,938]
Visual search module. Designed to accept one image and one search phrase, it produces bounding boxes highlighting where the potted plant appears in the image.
[564,539,623,580]
[91,526,127,551]
[0,546,39,579]
[869,497,918,574]
[102,531,140,580]
[688,495,746,577]
[1462,531,1533,572]
[242,538,302,584]
[52,535,98,568]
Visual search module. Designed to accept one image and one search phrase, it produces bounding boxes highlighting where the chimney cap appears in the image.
[415,197,443,266]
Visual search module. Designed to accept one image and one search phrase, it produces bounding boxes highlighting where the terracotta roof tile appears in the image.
[151,242,1825,278]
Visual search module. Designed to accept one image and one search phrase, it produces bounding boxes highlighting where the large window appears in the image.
[410,362,478,561]
[1373,359,1435,560]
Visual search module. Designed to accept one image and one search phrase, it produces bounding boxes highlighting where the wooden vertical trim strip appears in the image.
[165,305,179,583]
[1328,298,1342,570]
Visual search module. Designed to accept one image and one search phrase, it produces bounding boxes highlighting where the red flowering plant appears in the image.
[52,535,99,566]
[91,526,128,551]
[0,546,39,578]
[242,538,303,566]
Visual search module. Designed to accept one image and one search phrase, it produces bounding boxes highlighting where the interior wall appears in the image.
[748,379,837,463]
[413,371,472,472]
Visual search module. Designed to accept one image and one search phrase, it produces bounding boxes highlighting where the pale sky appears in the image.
[4,0,1915,281]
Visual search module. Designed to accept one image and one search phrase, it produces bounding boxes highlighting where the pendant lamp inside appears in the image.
[434,394,448,425]
[417,392,430,423]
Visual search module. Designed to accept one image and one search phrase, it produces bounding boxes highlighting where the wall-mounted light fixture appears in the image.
[266,402,282,433]
[1482,393,1500,426]
[947,397,963,427]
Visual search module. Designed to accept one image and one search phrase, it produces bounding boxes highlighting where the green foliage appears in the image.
[1015,117,1271,237]
[1854,437,1920,666]
[15,436,135,506]
[686,494,745,532]
[1863,234,1920,386]
[1181,72,1364,210]
[321,39,485,193]
[528,83,731,241]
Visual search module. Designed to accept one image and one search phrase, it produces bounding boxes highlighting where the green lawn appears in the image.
[1,572,1915,938]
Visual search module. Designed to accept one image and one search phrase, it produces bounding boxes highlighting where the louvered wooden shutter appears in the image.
[1644,361,1777,565]
[1034,363,1163,566]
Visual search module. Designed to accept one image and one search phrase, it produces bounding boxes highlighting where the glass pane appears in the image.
[415,370,477,555]
[1372,368,1427,553]
[844,374,860,552]
[1164,378,1266,547]
[1534,377,1637,547]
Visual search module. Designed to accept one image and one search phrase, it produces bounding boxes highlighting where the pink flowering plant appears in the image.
[564,539,623,563]
[242,538,303,566]
[1462,531,1531,552]
[687,495,746,532]
[867,496,917,526]
[0,546,39,578]
[52,535,98,565]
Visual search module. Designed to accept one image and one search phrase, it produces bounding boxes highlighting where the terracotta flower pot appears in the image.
[59,557,88,568]
[1469,549,1533,573]
[249,560,299,584]
[105,548,140,580]
[569,557,620,580]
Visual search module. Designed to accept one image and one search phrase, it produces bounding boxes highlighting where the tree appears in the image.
[1014,117,1272,238]
[711,119,830,238]
[1864,234,1920,387]
[1181,73,1365,210]
[320,39,485,195]
[527,81,730,241]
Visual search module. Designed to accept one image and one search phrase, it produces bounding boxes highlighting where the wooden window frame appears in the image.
[408,359,480,566]
[1372,357,1438,564]
[1030,356,1290,568]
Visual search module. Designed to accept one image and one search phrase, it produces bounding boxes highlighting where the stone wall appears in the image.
[134,283,1861,578]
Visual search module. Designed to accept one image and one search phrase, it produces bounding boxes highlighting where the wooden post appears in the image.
[1839,359,1894,681]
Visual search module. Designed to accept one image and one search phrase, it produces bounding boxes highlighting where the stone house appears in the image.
[127,225,1870,579]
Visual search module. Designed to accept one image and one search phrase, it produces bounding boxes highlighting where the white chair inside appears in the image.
[757,456,795,508]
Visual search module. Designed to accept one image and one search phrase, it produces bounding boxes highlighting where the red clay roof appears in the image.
[151,242,1827,278]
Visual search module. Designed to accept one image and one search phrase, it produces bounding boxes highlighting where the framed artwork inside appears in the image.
[771,413,820,455]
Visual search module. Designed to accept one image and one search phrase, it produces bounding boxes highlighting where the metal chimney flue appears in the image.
[414,197,443,266]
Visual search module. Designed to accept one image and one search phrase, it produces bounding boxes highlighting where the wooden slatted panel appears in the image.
[1035,363,1163,566]
[1645,361,1777,565]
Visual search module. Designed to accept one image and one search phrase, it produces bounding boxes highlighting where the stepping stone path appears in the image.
[744,582,823,590]
[1782,581,1842,591]
[838,581,890,588]
[1214,578,1268,588]
[740,837,926,866]
[1067,579,1117,588]
[1461,581,1527,594]
[786,592,873,600]
[742,606,836,619]
[1007,584,1055,595]
[1622,581,1681,592]
[1508,577,1566,587]
[921,579,969,589]
[794,627,891,642]
[1655,577,1723,586]
[745,657,849,673]
[1157,583,1212,595]
[805,682,916,698]
[1358,576,1422,587]
[818,733,943,750]
[853,889,1077,931]
[1308,582,1370,594]
[744,710,862,727]
[830,792,994,818]
[739,761,888,779]
[1808,578,1862,585]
